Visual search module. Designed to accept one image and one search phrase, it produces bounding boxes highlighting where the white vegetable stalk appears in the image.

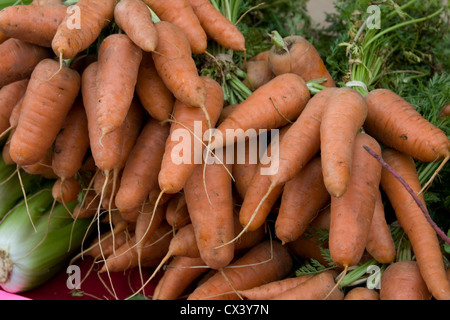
[0,187,93,293]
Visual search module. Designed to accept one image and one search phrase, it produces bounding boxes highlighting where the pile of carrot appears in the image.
[0,0,449,301]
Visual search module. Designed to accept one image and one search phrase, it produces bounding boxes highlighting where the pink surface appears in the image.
[1,256,161,300]
[0,290,30,300]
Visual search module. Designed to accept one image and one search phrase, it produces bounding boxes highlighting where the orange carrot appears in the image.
[213,73,310,149]
[269,87,337,188]
[271,270,344,300]
[2,129,15,165]
[188,0,246,51]
[268,35,335,87]
[244,60,275,90]
[85,228,130,259]
[380,148,450,300]
[152,256,208,300]
[328,132,382,268]
[134,203,167,256]
[115,118,170,213]
[238,276,310,300]
[151,21,207,110]
[237,125,290,232]
[217,104,238,126]
[100,221,173,273]
[344,287,380,300]
[275,156,330,244]
[231,138,259,200]
[365,189,396,264]
[187,240,293,300]
[148,187,174,206]
[158,76,224,195]
[364,88,450,162]
[287,206,333,267]
[21,147,57,179]
[0,38,51,88]
[9,59,81,166]
[250,50,270,62]
[165,192,190,229]
[52,177,82,203]
[0,4,67,47]
[135,52,174,121]
[51,98,89,181]
[0,79,28,136]
[96,33,143,136]
[380,261,432,300]
[320,87,368,198]
[439,104,450,118]
[81,62,123,173]
[52,0,117,59]
[0,30,7,45]
[142,0,207,54]
[114,0,158,52]
[184,158,235,270]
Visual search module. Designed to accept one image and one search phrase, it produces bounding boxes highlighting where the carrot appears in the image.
[0,30,7,45]
[271,270,344,300]
[231,209,266,254]
[364,88,450,163]
[158,76,224,195]
[244,60,275,90]
[21,147,57,179]
[344,286,380,300]
[237,125,291,232]
[52,0,117,60]
[73,188,100,219]
[96,33,143,136]
[51,98,89,181]
[9,58,81,166]
[187,240,293,300]
[142,0,207,54]
[275,156,330,244]
[151,21,207,110]
[328,132,382,268]
[2,129,15,165]
[152,256,208,300]
[213,73,310,149]
[270,87,338,188]
[365,188,396,264]
[184,157,235,270]
[231,137,259,200]
[380,261,432,300]
[439,104,450,118]
[115,118,170,213]
[217,104,238,126]
[0,79,28,137]
[31,0,62,5]
[0,4,67,47]
[148,187,174,206]
[380,148,450,300]
[100,221,173,273]
[8,97,24,132]
[134,203,167,256]
[85,228,130,259]
[135,52,174,121]
[237,275,310,300]
[52,177,82,204]
[250,50,270,62]
[268,35,335,87]
[0,38,51,88]
[320,87,368,198]
[114,0,158,52]
[188,0,246,51]
[81,62,123,173]
[287,206,333,267]
[165,192,190,229]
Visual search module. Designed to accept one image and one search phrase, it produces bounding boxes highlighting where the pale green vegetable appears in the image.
[0,187,93,293]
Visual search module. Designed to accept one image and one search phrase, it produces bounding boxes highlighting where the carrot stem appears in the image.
[363,145,450,245]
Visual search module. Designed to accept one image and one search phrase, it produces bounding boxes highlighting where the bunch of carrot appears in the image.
[0,0,448,301]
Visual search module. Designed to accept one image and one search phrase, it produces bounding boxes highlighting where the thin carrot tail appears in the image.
[418,155,449,196]
[215,183,275,250]
[324,264,348,300]
[48,51,64,81]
